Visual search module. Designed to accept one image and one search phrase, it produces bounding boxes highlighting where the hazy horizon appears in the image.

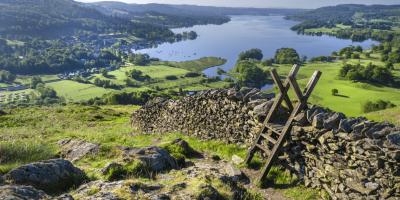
[77,0,400,9]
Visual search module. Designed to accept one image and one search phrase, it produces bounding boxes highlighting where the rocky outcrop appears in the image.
[131,88,400,199]
[0,185,49,200]
[4,159,86,193]
[72,153,255,200]
[58,139,100,162]
[119,146,178,172]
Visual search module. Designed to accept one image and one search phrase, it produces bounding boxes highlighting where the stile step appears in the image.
[255,144,271,154]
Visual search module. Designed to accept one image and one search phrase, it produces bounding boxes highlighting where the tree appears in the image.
[238,49,263,61]
[232,60,268,88]
[216,68,226,75]
[262,59,274,66]
[126,69,150,81]
[274,48,300,64]
[128,53,150,66]
[0,70,16,83]
[331,88,339,96]
[100,68,108,77]
[30,76,43,89]
[385,62,394,70]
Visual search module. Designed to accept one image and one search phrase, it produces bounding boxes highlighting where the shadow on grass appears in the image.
[104,74,116,79]
[258,166,300,189]
[334,94,350,98]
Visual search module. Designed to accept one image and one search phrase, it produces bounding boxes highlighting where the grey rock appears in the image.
[323,112,345,130]
[365,182,379,193]
[231,155,244,165]
[364,123,394,139]
[339,118,362,133]
[72,180,123,200]
[100,162,123,175]
[225,164,242,178]
[243,88,261,102]
[120,146,178,172]
[248,92,275,101]
[253,101,273,119]
[387,132,400,149]
[306,106,327,123]
[196,184,224,200]
[294,112,309,126]
[4,159,86,193]
[55,194,75,200]
[0,185,49,200]
[58,139,100,162]
[312,113,325,129]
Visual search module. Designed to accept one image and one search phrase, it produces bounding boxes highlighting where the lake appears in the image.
[134,15,378,77]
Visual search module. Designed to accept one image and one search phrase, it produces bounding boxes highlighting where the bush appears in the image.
[184,72,201,78]
[0,70,16,83]
[331,88,339,96]
[262,59,274,66]
[232,60,268,88]
[362,100,396,113]
[126,69,151,81]
[165,75,178,80]
[274,48,300,64]
[339,63,393,84]
[238,48,263,61]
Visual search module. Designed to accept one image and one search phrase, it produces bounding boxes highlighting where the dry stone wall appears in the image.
[131,88,400,199]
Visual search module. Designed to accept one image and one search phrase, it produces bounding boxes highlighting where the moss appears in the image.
[86,186,100,196]
[124,160,150,178]
[104,164,126,181]
[196,184,226,200]
[104,160,150,181]
[282,185,322,200]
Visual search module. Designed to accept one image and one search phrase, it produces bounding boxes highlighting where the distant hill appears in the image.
[89,1,305,17]
[88,2,305,27]
[287,4,400,25]
[0,0,172,39]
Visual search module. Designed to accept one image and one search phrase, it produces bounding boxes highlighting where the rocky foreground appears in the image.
[0,138,269,200]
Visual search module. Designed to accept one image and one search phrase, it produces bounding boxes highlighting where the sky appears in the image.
[77,0,400,9]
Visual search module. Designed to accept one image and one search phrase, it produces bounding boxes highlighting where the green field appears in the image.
[93,64,190,85]
[47,80,115,101]
[269,60,400,118]
[156,57,226,72]
[92,63,231,91]
[0,89,34,104]
[304,24,351,34]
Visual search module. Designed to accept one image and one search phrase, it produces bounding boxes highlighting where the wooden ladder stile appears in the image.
[244,64,322,184]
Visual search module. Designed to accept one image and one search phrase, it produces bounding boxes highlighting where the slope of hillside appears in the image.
[0,0,172,39]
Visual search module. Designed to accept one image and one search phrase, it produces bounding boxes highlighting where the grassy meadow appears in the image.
[266,58,400,121]
[47,80,115,102]
[0,105,323,200]
[40,57,230,102]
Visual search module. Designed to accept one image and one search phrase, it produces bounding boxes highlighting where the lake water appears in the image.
[134,15,378,77]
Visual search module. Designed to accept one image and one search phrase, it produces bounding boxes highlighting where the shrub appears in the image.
[339,63,393,84]
[331,89,339,96]
[184,72,201,78]
[274,48,300,64]
[104,160,150,181]
[238,48,263,61]
[165,75,178,80]
[232,60,268,88]
[362,100,396,113]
